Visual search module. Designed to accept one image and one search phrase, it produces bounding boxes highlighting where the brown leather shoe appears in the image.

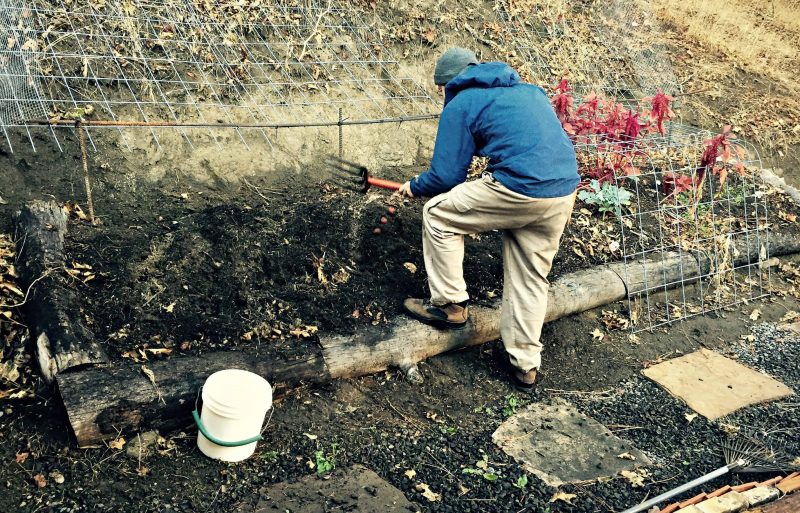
[511,368,537,393]
[402,298,468,329]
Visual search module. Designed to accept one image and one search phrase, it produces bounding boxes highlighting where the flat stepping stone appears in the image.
[254,464,414,513]
[642,349,794,420]
[492,401,650,487]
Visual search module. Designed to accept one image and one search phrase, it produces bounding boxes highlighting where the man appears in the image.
[398,47,579,392]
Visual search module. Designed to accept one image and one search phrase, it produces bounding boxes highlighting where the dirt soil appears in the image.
[1,129,800,512]
[2,0,800,509]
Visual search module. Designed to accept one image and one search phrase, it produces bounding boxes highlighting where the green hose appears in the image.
[192,410,263,447]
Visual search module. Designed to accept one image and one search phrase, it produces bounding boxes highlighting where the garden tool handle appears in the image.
[367,177,402,191]
[619,460,741,513]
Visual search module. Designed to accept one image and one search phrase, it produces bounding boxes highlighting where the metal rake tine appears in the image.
[325,155,367,175]
[329,168,365,183]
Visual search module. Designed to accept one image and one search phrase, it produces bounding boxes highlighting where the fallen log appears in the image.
[14,201,108,383]
[58,232,792,447]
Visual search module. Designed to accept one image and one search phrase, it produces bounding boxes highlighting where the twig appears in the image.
[607,425,644,432]
[243,178,271,202]
[76,122,96,224]
[425,448,454,477]
[295,0,333,62]
[7,267,58,309]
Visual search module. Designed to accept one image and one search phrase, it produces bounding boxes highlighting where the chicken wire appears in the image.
[0,0,772,330]
[493,0,770,329]
[0,0,439,152]
[596,136,770,332]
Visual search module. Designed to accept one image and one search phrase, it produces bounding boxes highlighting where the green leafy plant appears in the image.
[315,444,337,475]
[513,474,528,489]
[502,394,519,418]
[462,454,500,482]
[260,450,279,463]
[578,179,632,216]
[440,425,458,436]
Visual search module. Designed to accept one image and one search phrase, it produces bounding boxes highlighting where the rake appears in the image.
[620,435,799,513]
[325,155,402,193]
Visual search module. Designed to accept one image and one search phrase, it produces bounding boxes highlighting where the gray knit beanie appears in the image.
[434,47,478,86]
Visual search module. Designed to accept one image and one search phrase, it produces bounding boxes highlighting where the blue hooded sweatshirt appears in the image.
[410,62,579,199]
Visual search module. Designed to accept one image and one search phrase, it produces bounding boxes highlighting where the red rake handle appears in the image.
[368,177,402,191]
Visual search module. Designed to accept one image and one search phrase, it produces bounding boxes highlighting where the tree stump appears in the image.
[14,201,108,383]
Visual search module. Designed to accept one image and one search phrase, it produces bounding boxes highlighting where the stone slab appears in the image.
[254,465,415,513]
[696,491,748,513]
[641,349,794,420]
[741,487,780,508]
[491,401,650,487]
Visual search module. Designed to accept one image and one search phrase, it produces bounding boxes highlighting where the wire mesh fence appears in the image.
[605,137,769,332]
[0,0,440,152]
[0,0,773,331]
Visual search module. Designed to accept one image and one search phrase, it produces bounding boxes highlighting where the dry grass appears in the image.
[652,0,800,85]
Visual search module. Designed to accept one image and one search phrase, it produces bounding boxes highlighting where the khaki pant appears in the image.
[422,175,574,372]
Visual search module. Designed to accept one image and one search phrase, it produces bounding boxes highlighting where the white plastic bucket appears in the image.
[195,369,272,462]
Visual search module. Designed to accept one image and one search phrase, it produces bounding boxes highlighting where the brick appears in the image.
[659,503,681,513]
[681,493,709,508]
[758,477,783,488]
[776,476,800,495]
[733,482,759,493]
[742,487,780,507]
[783,472,800,481]
[708,486,733,498]
[696,491,748,513]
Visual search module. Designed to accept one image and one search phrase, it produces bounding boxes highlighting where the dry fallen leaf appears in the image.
[617,452,636,461]
[591,328,605,341]
[142,365,165,404]
[684,413,698,423]
[289,325,318,338]
[49,470,64,484]
[780,310,800,322]
[303,433,318,440]
[32,474,46,488]
[720,423,740,436]
[749,308,761,321]
[620,469,649,488]
[163,302,176,313]
[15,452,29,463]
[141,366,156,386]
[108,437,126,450]
[403,262,417,273]
[550,491,577,504]
[404,469,416,479]
[144,348,172,357]
[415,483,441,502]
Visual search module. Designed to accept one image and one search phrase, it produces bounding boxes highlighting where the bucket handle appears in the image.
[192,410,263,448]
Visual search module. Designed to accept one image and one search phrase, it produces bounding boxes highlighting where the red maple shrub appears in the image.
[551,79,575,134]
[643,89,674,135]
[698,125,747,189]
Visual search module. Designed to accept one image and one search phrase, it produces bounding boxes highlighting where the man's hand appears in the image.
[398,181,414,198]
